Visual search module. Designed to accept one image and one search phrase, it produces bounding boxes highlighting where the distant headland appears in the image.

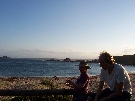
[0,56,11,59]
[88,54,135,66]
[1,54,135,66]
[46,54,135,66]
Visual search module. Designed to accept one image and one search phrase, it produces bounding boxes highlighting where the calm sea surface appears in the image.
[0,59,135,77]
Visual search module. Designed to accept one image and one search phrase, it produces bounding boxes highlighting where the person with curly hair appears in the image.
[87,51,132,101]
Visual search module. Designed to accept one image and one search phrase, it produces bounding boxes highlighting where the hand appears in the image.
[94,97,98,101]
[99,97,108,101]
[66,80,74,87]
[94,99,98,101]
[66,80,73,85]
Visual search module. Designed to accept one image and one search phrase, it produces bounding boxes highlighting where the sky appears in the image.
[0,0,135,59]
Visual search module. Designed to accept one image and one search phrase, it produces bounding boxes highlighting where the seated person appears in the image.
[87,51,132,101]
[66,60,91,101]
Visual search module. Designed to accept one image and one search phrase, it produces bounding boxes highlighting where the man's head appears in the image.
[99,51,115,70]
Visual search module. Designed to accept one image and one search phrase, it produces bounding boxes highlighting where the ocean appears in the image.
[0,59,135,77]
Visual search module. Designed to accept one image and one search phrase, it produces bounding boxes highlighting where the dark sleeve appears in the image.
[79,74,89,84]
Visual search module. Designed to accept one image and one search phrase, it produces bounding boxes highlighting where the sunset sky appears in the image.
[0,0,135,59]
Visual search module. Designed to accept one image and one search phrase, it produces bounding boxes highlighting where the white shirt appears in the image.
[100,63,132,94]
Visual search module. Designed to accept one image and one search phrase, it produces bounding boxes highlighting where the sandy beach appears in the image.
[0,73,135,100]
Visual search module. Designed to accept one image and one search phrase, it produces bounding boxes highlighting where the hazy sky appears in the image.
[0,0,135,59]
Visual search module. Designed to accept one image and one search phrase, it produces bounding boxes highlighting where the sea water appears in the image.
[0,59,134,77]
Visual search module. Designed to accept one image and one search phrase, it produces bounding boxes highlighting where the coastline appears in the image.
[0,73,135,100]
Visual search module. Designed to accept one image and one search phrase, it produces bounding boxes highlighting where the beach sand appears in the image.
[0,73,135,100]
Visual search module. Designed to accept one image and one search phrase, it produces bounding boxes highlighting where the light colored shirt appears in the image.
[100,63,132,94]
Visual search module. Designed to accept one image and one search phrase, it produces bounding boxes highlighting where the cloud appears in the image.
[89,52,99,58]
[0,48,99,59]
[122,48,135,55]
[67,48,75,52]
[0,49,5,52]
[0,49,15,56]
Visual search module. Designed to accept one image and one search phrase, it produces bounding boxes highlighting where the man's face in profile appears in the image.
[99,55,108,70]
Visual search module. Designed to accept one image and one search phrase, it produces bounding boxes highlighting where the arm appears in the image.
[95,69,105,100]
[66,74,89,89]
[94,81,105,101]
[72,82,84,89]
[99,82,124,101]
[66,80,87,89]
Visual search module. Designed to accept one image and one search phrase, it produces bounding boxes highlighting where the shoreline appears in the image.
[0,71,134,78]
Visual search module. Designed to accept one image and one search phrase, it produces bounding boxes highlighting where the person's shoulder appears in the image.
[101,68,106,73]
[114,63,127,74]
[114,63,125,71]
[101,68,105,71]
